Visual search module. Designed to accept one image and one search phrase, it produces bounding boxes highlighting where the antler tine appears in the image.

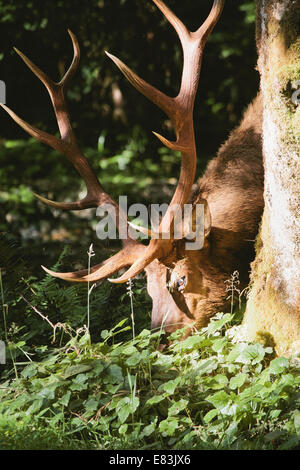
[154,0,225,45]
[13,30,80,88]
[0,103,66,153]
[152,0,190,44]
[42,243,146,283]
[195,0,225,42]
[105,52,176,127]
[109,238,170,284]
[58,30,81,89]
[0,102,98,211]
[13,29,80,142]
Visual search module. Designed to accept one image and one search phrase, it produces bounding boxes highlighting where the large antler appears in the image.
[1,0,224,284]
[105,0,225,283]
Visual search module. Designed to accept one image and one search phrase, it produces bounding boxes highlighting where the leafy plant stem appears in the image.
[87,244,95,335]
[127,278,135,340]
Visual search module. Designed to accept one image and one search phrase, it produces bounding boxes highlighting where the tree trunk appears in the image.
[242,0,300,356]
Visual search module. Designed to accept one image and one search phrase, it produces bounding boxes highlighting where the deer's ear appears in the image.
[183,198,212,243]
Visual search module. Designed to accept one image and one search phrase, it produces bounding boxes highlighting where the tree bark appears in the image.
[242,0,300,356]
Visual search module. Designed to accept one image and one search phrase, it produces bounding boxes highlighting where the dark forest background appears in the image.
[0,0,258,282]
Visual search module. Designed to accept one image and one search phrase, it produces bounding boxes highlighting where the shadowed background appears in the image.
[0,0,258,333]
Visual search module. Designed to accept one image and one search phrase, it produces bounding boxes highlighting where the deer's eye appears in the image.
[168,270,187,293]
[176,275,187,292]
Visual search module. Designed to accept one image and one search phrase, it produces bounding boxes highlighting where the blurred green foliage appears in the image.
[0,233,151,359]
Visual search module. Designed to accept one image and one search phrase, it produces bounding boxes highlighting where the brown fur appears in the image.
[146,94,264,332]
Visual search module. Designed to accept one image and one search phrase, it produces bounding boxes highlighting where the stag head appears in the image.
[1,0,225,333]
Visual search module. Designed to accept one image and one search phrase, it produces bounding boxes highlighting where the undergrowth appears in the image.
[0,315,299,450]
[0,239,299,450]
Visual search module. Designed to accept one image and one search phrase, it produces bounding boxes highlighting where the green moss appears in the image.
[277,42,300,88]
[254,227,263,254]
[256,331,276,355]
[243,213,300,357]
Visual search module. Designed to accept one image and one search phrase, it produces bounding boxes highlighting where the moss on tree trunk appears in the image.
[242,0,300,356]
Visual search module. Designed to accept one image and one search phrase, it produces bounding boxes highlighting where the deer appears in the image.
[1,0,264,334]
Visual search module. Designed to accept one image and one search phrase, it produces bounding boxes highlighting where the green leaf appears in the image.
[269,357,290,374]
[235,343,265,365]
[174,335,206,351]
[21,363,38,379]
[121,345,138,356]
[212,337,228,352]
[227,345,241,363]
[269,409,281,420]
[116,396,139,424]
[126,352,142,367]
[92,360,105,374]
[49,411,64,426]
[141,420,157,437]
[168,399,188,416]
[153,354,174,367]
[26,398,44,415]
[222,422,239,446]
[111,318,129,331]
[101,330,110,339]
[220,403,238,417]
[194,358,218,377]
[206,391,231,410]
[84,398,99,412]
[159,417,179,436]
[60,391,71,407]
[72,373,88,384]
[105,365,123,384]
[205,374,229,390]
[203,409,219,423]
[119,424,128,435]
[207,314,234,335]
[64,364,92,378]
[38,386,56,400]
[161,378,181,395]
[68,373,88,391]
[229,373,247,390]
[146,395,166,406]
[116,402,130,424]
